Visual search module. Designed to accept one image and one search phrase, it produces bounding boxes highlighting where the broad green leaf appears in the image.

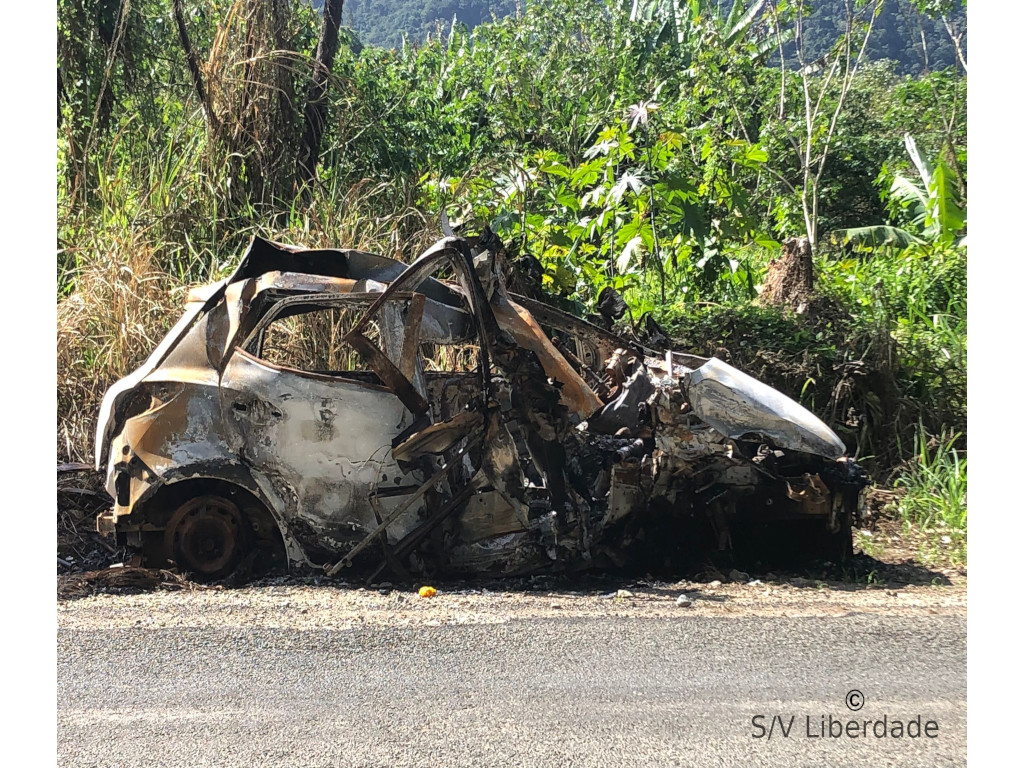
[752,28,792,62]
[836,226,923,249]
[556,191,579,210]
[540,162,570,178]
[616,217,642,246]
[754,236,781,250]
[746,146,768,163]
[610,171,644,203]
[890,175,929,230]
[725,0,746,31]
[725,1,766,47]
[639,222,654,251]
[584,139,616,159]
[659,130,684,150]
[546,230,574,248]
[580,186,604,209]
[929,162,965,241]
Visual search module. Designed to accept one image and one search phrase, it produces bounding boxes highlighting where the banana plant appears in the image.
[837,134,966,249]
[626,0,790,62]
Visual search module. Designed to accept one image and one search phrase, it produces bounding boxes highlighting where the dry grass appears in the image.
[261,307,386,372]
[57,229,190,462]
[423,344,480,372]
[264,179,437,259]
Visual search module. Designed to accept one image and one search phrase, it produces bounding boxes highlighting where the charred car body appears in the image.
[95,232,866,579]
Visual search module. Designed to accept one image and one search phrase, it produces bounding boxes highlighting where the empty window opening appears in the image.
[254,306,382,374]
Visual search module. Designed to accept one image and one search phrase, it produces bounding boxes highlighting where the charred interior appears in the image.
[94,232,867,581]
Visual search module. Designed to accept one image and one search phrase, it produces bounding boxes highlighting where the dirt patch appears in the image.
[760,237,816,312]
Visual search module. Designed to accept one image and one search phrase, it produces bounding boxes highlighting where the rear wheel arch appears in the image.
[134,476,289,577]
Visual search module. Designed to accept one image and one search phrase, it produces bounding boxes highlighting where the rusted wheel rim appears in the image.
[165,496,244,577]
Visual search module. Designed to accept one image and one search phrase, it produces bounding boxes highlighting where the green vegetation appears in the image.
[837,133,966,248]
[891,427,968,564]
[854,529,883,560]
[57,0,966,561]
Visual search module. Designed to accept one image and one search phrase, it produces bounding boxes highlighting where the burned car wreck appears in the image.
[95,232,866,580]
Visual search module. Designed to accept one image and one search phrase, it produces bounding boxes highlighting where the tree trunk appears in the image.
[297,0,345,187]
[173,0,217,133]
[760,236,815,314]
[57,66,65,128]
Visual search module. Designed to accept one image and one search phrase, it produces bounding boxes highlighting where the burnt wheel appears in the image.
[164,495,248,579]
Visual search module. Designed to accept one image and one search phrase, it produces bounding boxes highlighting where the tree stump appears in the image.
[760,236,814,314]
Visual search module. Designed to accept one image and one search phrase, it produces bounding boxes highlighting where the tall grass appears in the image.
[892,427,968,565]
[57,228,187,462]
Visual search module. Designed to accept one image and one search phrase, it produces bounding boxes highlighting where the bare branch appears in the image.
[942,14,967,73]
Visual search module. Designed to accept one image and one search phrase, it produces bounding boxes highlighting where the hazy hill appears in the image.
[331,0,964,74]
[344,1,518,49]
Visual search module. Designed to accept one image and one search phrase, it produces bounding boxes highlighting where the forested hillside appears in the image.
[344,0,518,50]
[339,0,966,72]
[58,0,966,561]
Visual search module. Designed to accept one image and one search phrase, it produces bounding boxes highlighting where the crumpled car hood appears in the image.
[684,357,847,460]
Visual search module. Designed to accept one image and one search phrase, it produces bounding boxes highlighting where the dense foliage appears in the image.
[57,0,966,537]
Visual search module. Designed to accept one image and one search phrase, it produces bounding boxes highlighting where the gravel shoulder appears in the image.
[58,575,966,631]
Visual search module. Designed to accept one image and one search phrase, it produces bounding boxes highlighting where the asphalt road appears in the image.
[58,613,965,767]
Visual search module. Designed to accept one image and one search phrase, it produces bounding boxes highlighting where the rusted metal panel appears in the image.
[490,295,603,419]
[327,430,485,574]
[221,348,429,553]
[399,293,426,382]
[392,411,483,463]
